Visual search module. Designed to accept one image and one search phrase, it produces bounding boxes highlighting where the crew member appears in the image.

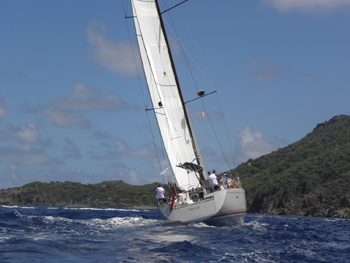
[156,184,169,206]
[208,170,219,191]
[220,173,233,189]
[177,190,186,205]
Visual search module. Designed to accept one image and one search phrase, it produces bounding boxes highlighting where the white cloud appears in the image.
[86,22,140,76]
[44,82,139,127]
[235,126,278,162]
[127,169,139,185]
[92,139,157,160]
[0,145,62,166]
[0,94,7,119]
[44,108,89,127]
[114,139,156,158]
[260,0,350,13]
[103,162,142,185]
[0,123,39,143]
[15,123,38,143]
[48,82,126,111]
[239,57,284,82]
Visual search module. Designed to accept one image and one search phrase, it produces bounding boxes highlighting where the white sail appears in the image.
[131,0,204,190]
[129,0,246,227]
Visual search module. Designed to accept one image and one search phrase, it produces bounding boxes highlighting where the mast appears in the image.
[153,0,200,166]
[130,0,206,190]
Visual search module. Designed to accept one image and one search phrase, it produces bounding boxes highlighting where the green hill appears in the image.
[0,180,159,208]
[1,115,349,218]
[236,115,350,218]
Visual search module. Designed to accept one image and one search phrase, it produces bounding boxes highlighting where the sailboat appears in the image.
[129,0,246,226]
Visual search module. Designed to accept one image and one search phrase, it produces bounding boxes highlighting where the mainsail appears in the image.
[131,0,206,190]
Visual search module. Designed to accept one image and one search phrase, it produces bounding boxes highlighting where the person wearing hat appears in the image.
[156,184,169,206]
[220,173,232,189]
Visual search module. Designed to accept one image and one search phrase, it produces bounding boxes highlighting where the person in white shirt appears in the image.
[177,191,186,205]
[220,173,233,189]
[208,170,219,191]
[156,184,168,206]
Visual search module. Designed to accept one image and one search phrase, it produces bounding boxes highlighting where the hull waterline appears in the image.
[157,188,246,226]
[204,188,246,226]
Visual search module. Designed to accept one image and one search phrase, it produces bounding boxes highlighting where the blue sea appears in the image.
[0,205,349,262]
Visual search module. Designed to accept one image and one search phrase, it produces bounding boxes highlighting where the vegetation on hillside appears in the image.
[236,115,350,218]
[1,115,349,219]
[0,180,159,208]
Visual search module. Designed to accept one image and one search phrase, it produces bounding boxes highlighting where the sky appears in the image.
[1,0,349,189]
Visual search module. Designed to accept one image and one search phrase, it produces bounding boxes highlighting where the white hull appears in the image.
[157,188,246,226]
[131,0,246,228]
[204,188,246,227]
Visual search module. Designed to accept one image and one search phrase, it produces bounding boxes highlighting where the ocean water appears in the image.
[0,205,349,262]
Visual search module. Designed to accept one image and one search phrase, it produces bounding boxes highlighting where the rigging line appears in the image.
[194,92,231,170]
[182,0,215,89]
[163,19,215,91]
[186,1,236,176]
[159,128,170,182]
[136,1,189,179]
[126,1,165,183]
[122,0,126,17]
[161,0,188,14]
[215,91,240,178]
[162,5,210,178]
[133,5,169,130]
[161,1,232,174]
[156,0,202,169]
[161,0,199,93]
[188,0,216,88]
[125,5,149,108]
[162,0,209,167]
[187,111,230,172]
[134,1,173,118]
[161,1,223,173]
[185,0,235,174]
[202,102,231,171]
[122,0,129,18]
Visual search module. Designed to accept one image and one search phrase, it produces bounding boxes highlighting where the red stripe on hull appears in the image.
[211,210,246,218]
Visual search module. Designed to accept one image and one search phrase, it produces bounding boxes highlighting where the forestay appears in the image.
[131,0,205,190]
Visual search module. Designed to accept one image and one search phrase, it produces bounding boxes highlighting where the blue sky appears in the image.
[1,0,349,189]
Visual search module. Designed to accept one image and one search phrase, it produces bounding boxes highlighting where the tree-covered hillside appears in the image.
[0,180,159,208]
[237,115,350,218]
[1,115,349,219]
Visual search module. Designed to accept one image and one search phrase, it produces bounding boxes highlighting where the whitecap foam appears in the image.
[1,205,19,208]
[192,222,215,228]
[19,206,35,209]
[63,207,103,210]
[108,208,144,212]
[150,233,196,243]
[244,220,269,231]
[62,207,145,212]
[0,234,15,243]
[325,218,345,222]
[81,216,159,230]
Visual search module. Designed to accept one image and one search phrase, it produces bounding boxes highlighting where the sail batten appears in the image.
[131,0,205,190]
